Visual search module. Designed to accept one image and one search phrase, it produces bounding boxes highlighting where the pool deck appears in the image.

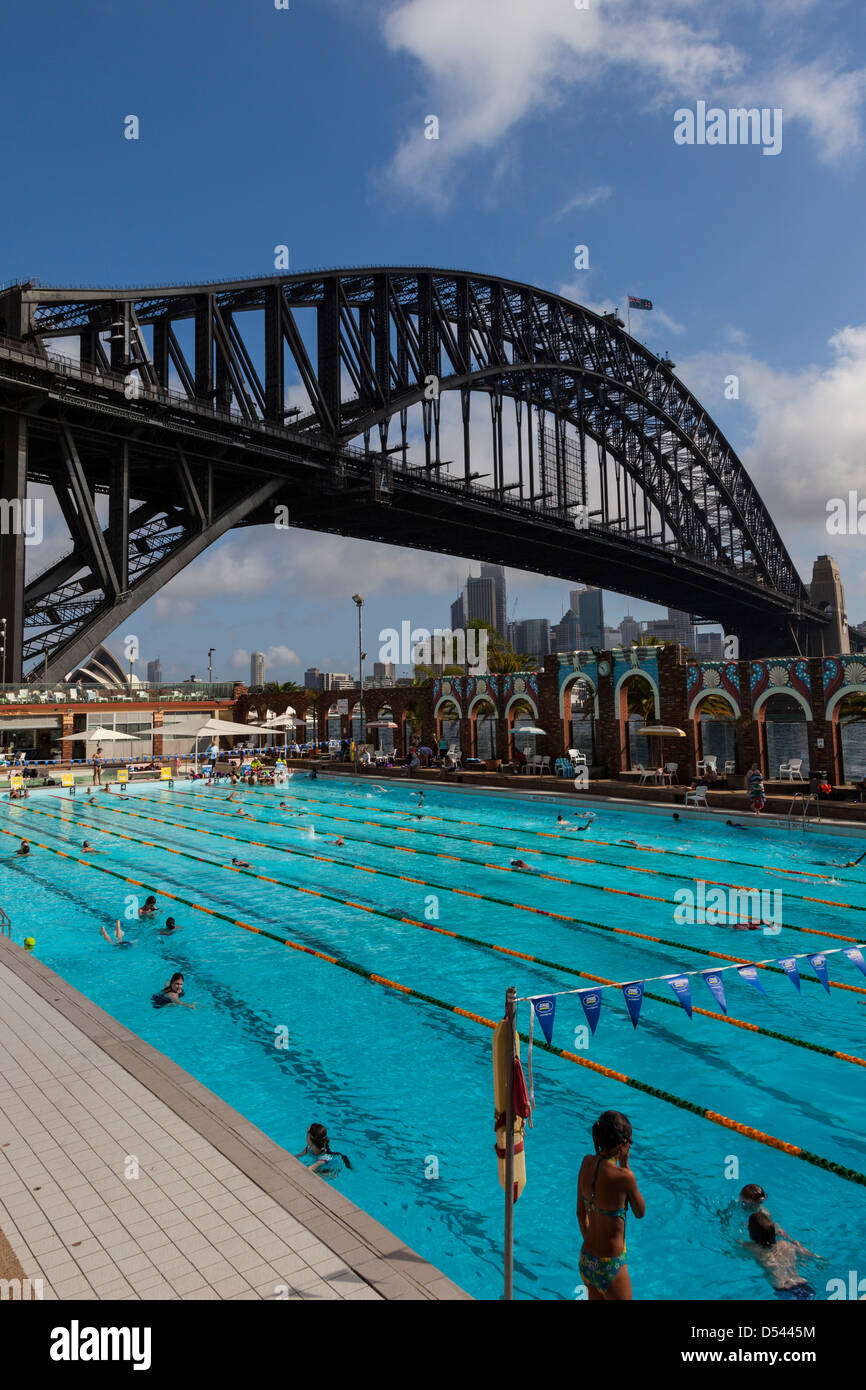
[0,937,470,1302]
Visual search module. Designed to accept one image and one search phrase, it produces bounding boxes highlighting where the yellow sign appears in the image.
[61,772,75,788]
[160,766,173,781]
[116,768,129,784]
[9,775,23,790]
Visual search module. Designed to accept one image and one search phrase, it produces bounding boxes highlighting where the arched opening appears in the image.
[565,677,597,764]
[691,691,739,775]
[470,696,497,760]
[617,673,659,772]
[435,698,461,756]
[832,689,866,785]
[370,704,396,754]
[508,696,539,762]
[755,691,810,778]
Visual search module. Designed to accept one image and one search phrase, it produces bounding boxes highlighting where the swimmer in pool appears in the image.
[231,856,251,868]
[672,813,680,822]
[139,895,158,918]
[330,837,345,847]
[741,1212,819,1300]
[81,840,102,853]
[153,972,196,1009]
[726,820,750,832]
[510,858,534,872]
[100,920,134,947]
[816,849,866,869]
[618,839,651,850]
[158,916,181,936]
[16,839,31,856]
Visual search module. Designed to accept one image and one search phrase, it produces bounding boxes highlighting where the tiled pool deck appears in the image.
[0,938,470,1301]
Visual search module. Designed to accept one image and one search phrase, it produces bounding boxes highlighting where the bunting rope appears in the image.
[2,814,863,1191]
[12,797,866,1068]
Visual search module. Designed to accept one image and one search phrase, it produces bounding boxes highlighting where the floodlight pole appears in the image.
[504,983,517,1302]
[352,595,364,774]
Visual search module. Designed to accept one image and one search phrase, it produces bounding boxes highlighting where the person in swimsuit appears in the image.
[16,839,31,856]
[742,1211,819,1300]
[296,1123,353,1179]
[81,840,101,853]
[152,972,196,1008]
[577,1110,645,1300]
[726,820,750,832]
[510,858,534,872]
[139,896,158,918]
[231,856,251,868]
[158,916,181,936]
[100,920,134,947]
[816,849,866,869]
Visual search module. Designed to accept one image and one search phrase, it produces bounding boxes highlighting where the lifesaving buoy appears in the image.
[493,1018,527,1202]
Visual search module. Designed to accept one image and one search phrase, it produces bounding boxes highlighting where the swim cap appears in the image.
[23,937,35,951]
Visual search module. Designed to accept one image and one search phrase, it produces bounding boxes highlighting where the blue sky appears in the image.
[3,0,865,681]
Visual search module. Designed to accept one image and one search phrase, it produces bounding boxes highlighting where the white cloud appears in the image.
[232,644,299,676]
[379,0,866,202]
[555,185,614,218]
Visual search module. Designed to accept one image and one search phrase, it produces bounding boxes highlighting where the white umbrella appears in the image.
[365,720,398,729]
[259,709,297,727]
[513,726,547,736]
[61,726,142,741]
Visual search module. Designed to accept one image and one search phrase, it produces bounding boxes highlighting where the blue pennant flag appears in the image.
[842,947,866,978]
[621,980,645,1029]
[777,957,801,992]
[577,988,603,1036]
[665,974,693,1019]
[701,970,728,1014]
[737,965,768,996]
[807,953,831,994]
[531,995,556,1046]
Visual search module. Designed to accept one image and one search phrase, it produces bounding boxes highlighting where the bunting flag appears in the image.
[737,965,768,996]
[622,980,645,1029]
[843,947,866,978]
[665,974,693,1018]
[531,995,557,1046]
[577,988,603,1035]
[701,970,728,1014]
[777,957,802,992]
[808,953,831,994]
[628,296,653,310]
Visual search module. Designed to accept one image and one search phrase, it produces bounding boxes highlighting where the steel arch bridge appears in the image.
[0,266,827,679]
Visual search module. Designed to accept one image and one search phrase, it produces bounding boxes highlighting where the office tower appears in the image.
[480,563,507,637]
[512,619,551,664]
[304,667,322,691]
[570,587,604,647]
[604,627,622,648]
[463,575,497,629]
[620,615,640,647]
[450,594,465,630]
[146,658,162,684]
[372,662,395,684]
[643,608,695,650]
[250,652,265,687]
[695,632,724,660]
[551,609,581,652]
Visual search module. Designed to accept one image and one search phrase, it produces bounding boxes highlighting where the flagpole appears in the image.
[503,984,517,1302]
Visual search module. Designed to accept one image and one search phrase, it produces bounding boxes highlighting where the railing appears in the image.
[0,681,237,704]
[786,791,820,827]
[0,907,11,937]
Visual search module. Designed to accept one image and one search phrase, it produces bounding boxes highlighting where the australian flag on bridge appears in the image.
[628,296,653,311]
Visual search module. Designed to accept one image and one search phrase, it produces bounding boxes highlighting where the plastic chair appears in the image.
[779,759,804,781]
[684,784,709,808]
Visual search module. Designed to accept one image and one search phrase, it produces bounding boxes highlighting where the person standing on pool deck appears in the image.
[577,1111,646,1301]
[746,763,765,815]
[92,745,103,786]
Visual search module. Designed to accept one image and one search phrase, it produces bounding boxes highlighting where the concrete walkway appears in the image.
[0,939,469,1302]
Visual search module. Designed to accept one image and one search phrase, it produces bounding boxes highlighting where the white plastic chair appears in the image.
[539,755,551,775]
[779,759,804,781]
[663,762,679,784]
[638,764,659,785]
[684,784,709,808]
[724,760,736,775]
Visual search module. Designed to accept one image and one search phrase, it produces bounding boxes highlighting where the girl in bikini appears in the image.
[577,1110,646,1300]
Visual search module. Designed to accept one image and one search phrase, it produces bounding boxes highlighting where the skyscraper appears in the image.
[551,609,581,652]
[304,667,322,691]
[512,619,551,664]
[480,563,507,637]
[146,658,162,684]
[250,652,265,687]
[620,616,640,647]
[570,587,604,647]
[463,576,497,629]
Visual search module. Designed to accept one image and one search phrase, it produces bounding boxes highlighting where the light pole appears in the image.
[352,594,364,771]
[0,617,6,689]
[208,647,215,684]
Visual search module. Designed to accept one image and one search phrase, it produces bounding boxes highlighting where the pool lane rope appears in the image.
[10,798,866,1066]
[117,790,866,953]
[207,779,866,893]
[159,784,866,918]
[2,816,864,1193]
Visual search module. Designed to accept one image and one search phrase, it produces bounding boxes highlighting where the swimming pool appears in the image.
[2,776,865,1301]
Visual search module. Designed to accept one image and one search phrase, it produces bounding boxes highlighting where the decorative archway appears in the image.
[752,689,811,778]
[468,695,498,760]
[826,686,866,785]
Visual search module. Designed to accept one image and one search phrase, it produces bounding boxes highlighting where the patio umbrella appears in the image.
[61,726,142,741]
[513,726,547,736]
[635,725,686,776]
[365,720,398,729]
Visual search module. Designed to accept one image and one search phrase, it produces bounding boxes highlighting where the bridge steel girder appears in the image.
[0,267,832,672]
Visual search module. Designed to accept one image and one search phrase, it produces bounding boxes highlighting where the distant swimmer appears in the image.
[100,920,134,947]
[158,916,181,936]
[231,856,251,868]
[510,858,535,872]
[815,849,866,869]
[309,767,318,780]
[618,839,652,850]
[81,840,102,853]
[726,820,750,832]
[139,895,158,918]
[330,837,345,847]
[16,839,31,856]
[672,813,680,822]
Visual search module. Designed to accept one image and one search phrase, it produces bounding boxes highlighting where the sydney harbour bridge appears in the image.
[0,267,829,680]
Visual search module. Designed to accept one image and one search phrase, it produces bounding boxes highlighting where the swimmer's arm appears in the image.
[576,1183,589,1238]
[618,1164,646,1219]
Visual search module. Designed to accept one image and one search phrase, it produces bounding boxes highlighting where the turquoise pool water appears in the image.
[2,777,865,1301]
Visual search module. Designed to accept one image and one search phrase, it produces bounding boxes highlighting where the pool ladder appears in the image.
[786,791,820,829]
[0,906,11,937]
